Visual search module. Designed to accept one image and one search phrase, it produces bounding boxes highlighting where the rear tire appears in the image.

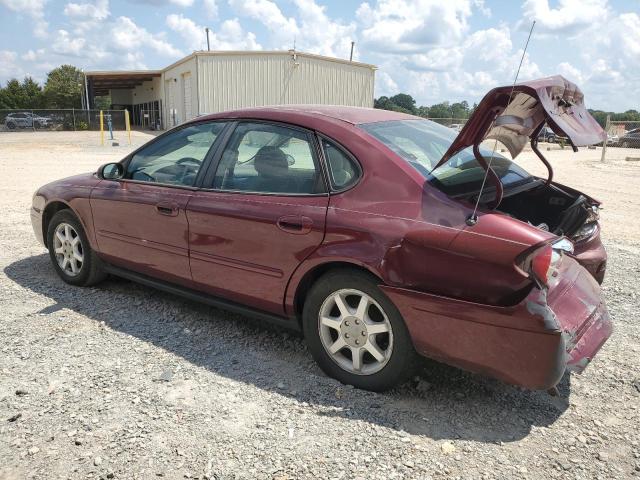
[46,210,107,287]
[6,122,16,130]
[302,270,418,392]
[622,141,629,148]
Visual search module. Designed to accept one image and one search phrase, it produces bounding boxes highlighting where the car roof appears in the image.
[197,105,418,126]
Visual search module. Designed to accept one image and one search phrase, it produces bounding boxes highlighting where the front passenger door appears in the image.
[91,122,227,285]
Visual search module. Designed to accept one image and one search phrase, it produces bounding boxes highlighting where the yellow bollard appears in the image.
[100,110,104,146]
[125,109,131,145]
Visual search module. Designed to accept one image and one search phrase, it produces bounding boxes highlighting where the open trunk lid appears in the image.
[435,75,606,168]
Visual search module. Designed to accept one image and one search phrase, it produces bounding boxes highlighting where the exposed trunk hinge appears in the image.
[531,123,554,185]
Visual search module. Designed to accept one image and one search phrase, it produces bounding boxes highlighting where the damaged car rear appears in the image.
[360,75,612,390]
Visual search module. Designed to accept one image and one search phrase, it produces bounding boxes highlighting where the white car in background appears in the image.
[4,112,51,129]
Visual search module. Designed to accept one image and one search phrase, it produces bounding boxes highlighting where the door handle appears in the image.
[276,215,313,235]
[156,202,179,217]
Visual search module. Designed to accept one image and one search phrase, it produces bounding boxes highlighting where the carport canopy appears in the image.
[86,70,162,96]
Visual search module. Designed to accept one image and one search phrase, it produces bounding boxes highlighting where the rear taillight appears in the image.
[522,238,573,288]
[531,244,553,283]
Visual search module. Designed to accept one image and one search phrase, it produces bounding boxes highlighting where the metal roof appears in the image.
[85,50,377,95]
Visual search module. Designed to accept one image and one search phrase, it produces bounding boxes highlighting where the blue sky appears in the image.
[0,0,638,111]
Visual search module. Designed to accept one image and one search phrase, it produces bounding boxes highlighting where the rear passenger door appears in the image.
[186,121,329,315]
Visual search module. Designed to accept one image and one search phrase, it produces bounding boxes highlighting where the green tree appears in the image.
[0,77,44,109]
[43,65,84,108]
[389,93,416,114]
[426,102,451,118]
[450,101,470,119]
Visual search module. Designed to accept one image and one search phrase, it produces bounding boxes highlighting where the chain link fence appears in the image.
[0,109,128,132]
[601,119,640,161]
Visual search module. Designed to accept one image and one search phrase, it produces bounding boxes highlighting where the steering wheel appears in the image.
[130,168,155,182]
[176,157,202,166]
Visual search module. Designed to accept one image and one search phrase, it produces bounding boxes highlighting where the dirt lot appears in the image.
[0,131,639,480]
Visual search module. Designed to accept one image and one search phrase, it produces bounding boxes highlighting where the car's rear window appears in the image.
[359,119,532,196]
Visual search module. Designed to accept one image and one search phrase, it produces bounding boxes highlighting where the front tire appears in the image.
[303,270,418,392]
[47,210,107,286]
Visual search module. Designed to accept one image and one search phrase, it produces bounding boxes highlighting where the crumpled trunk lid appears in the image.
[435,75,606,168]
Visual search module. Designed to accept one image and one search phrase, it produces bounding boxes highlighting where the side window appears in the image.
[126,122,226,186]
[322,139,360,190]
[212,122,325,194]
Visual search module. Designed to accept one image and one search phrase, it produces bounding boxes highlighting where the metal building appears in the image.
[85,51,376,130]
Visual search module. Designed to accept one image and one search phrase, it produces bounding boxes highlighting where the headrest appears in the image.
[254,146,288,178]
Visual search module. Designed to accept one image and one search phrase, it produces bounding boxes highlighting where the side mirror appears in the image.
[97,162,124,180]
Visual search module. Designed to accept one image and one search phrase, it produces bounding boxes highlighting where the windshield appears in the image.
[360,119,533,196]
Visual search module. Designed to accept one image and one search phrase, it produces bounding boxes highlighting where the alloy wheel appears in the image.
[53,223,84,276]
[318,289,393,375]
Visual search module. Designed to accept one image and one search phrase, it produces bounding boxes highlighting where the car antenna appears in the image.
[466,20,536,227]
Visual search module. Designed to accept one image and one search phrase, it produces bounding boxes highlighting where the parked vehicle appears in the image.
[616,129,640,148]
[606,133,619,145]
[449,123,464,132]
[537,126,556,143]
[31,76,611,392]
[5,112,51,129]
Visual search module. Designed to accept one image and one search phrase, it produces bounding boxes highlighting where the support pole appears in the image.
[350,41,355,61]
[600,114,610,163]
[125,109,131,145]
[100,110,104,146]
[84,73,91,124]
[205,27,210,51]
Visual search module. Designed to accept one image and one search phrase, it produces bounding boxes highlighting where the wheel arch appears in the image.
[42,201,72,248]
[290,260,383,324]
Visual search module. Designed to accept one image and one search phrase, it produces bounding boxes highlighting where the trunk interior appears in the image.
[496,182,593,237]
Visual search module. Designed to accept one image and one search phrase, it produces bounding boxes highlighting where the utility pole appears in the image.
[205,28,210,51]
[350,41,355,61]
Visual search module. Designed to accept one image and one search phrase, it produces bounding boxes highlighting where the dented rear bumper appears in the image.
[566,302,612,373]
[381,257,612,390]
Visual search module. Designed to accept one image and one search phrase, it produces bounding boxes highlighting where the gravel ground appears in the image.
[0,131,639,480]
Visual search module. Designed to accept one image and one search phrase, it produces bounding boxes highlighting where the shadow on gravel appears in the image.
[5,254,570,443]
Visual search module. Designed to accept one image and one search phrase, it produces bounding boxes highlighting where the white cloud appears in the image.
[521,0,609,33]
[291,0,356,58]
[228,0,298,42]
[111,16,183,57]
[126,0,194,5]
[166,13,261,51]
[64,0,109,20]
[463,27,512,62]
[0,50,20,79]
[51,29,87,56]
[203,0,217,19]
[556,61,584,84]
[0,0,48,37]
[22,48,46,61]
[376,70,398,96]
[356,0,474,53]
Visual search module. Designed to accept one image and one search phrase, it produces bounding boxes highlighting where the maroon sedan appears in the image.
[31,76,612,392]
